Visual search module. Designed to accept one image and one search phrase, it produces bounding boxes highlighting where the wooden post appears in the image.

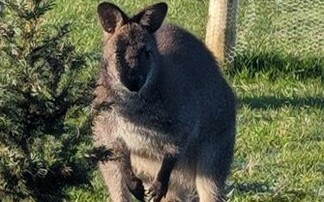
[205,0,238,67]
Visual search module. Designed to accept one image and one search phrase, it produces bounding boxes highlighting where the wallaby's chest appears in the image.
[107,107,176,156]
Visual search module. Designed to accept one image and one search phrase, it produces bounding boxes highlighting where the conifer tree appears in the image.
[0,0,98,200]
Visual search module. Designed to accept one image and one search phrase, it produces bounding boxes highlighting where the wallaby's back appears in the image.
[155,24,236,133]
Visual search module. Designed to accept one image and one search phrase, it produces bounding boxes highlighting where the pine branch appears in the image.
[0,0,97,200]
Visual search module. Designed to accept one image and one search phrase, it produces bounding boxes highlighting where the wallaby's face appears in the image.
[97,2,167,92]
[105,25,155,92]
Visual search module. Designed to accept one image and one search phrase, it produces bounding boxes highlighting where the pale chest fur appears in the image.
[93,108,178,158]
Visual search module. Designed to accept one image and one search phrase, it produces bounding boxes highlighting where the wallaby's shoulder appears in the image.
[155,23,210,53]
[155,23,217,68]
[155,23,197,43]
[154,24,185,50]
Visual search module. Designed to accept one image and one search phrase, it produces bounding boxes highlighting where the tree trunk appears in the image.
[205,0,238,67]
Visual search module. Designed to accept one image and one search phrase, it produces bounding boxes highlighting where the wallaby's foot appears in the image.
[126,175,145,202]
[145,180,168,202]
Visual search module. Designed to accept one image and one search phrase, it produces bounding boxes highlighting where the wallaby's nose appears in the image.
[119,64,141,92]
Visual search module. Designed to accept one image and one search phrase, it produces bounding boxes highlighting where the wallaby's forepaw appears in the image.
[127,176,145,202]
[145,180,168,202]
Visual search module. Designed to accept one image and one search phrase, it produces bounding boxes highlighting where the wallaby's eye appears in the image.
[115,51,122,58]
[106,28,114,33]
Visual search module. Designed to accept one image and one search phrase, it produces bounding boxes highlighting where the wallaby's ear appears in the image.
[132,2,168,33]
[97,2,128,33]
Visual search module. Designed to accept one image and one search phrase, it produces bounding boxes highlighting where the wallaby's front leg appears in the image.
[114,139,146,201]
[121,154,145,202]
[146,154,177,202]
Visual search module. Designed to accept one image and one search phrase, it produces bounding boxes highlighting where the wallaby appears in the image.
[92,2,236,202]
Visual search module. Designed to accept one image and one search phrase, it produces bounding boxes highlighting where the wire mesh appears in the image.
[231,0,324,71]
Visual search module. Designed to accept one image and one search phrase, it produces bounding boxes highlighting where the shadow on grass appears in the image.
[229,52,324,81]
[239,96,324,110]
[227,182,310,201]
[228,181,272,194]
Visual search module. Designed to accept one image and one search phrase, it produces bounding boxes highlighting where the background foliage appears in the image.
[0,0,97,201]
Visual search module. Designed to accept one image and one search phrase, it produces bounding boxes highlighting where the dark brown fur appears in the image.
[92,2,236,202]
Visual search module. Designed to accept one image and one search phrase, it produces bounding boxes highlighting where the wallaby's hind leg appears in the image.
[195,175,224,202]
[99,162,132,202]
[195,132,234,202]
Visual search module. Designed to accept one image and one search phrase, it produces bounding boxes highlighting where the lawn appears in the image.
[44,0,324,201]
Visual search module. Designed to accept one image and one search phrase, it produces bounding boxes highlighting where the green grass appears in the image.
[44,0,324,201]
[228,75,324,201]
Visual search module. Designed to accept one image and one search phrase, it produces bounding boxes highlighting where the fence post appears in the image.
[205,0,238,68]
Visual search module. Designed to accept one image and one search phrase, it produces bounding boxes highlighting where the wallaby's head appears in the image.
[97,2,168,92]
